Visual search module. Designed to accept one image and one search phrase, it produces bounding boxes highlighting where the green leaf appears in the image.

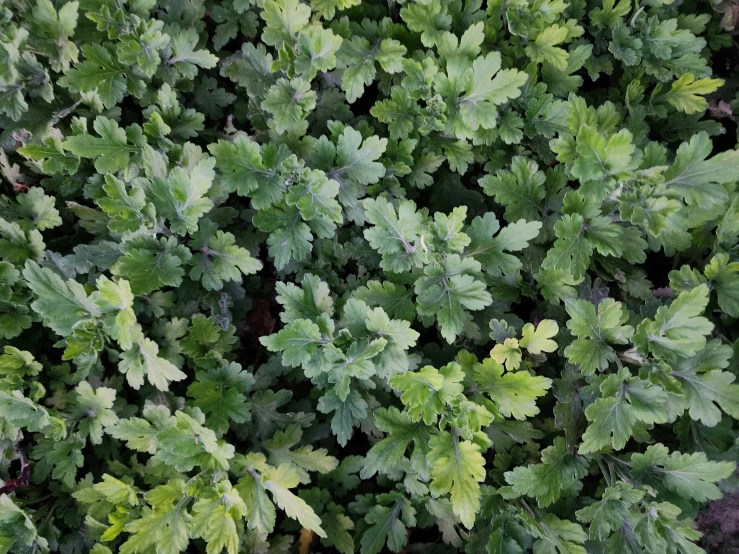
[260,318,323,367]
[580,369,669,453]
[533,515,587,554]
[352,280,415,322]
[286,169,342,224]
[490,338,523,371]
[321,503,355,554]
[307,335,386,395]
[0,346,41,377]
[675,367,739,426]
[63,117,141,174]
[330,127,388,189]
[631,444,736,502]
[310,0,360,18]
[317,388,368,446]
[253,205,313,270]
[117,236,193,295]
[293,26,343,79]
[189,222,262,291]
[360,493,416,554]
[570,126,634,184]
[92,275,139,350]
[480,156,547,222]
[415,255,492,343]
[117,23,168,77]
[0,390,61,437]
[191,481,247,554]
[150,158,216,235]
[71,381,118,444]
[543,214,622,279]
[30,0,79,71]
[12,187,62,231]
[620,189,681,236]
[23,260,100,336]
[62,44,126,107]
[520,320,559,355]
[456,52,527,132]
[261,77,316,134]
[90,474,139,505]
[662,132,737,209]
[360,407,432,479]
[0,495,47,552]
[505,437,588,507]
[526,25,569,70]
[187,362,254,434]
[168,28,219,78]
[428,430,486,529]
[17,136,80,175]
[565,299,634,374]
[338,37,406,103]
[209,137,291,209]
[180,314,238,360]
[262,464,326,536]
[390,363,464,424]
[633,284,713,360]
[465,213,542,275]
[32,435,85,489]
[235,456,277,535]
[119,480,192,554]
[156,411,234,471]
[261,0,311,47]
[659,74,724,114]
[119,338,187,390]
[370,88,420,142]
[0,218,45,264]
[400,0,451,47]
[704,253,739,317]
[471,357,552,420]
[363,197,428,273]
[275,273,334,322]
[237,454,325,537]
[576,483,644,541]
[264,424,338,482]
[107,409,164,455]
[363,304,419,378]
[591,0,631,28]
[97,175,156,234]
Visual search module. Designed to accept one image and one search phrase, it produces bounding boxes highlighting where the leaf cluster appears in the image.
[0,0,738,552]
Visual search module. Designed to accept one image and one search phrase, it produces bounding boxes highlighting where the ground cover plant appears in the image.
[1,0,739,552]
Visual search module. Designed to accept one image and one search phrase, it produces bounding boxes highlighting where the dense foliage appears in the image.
[1,0,739,552]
